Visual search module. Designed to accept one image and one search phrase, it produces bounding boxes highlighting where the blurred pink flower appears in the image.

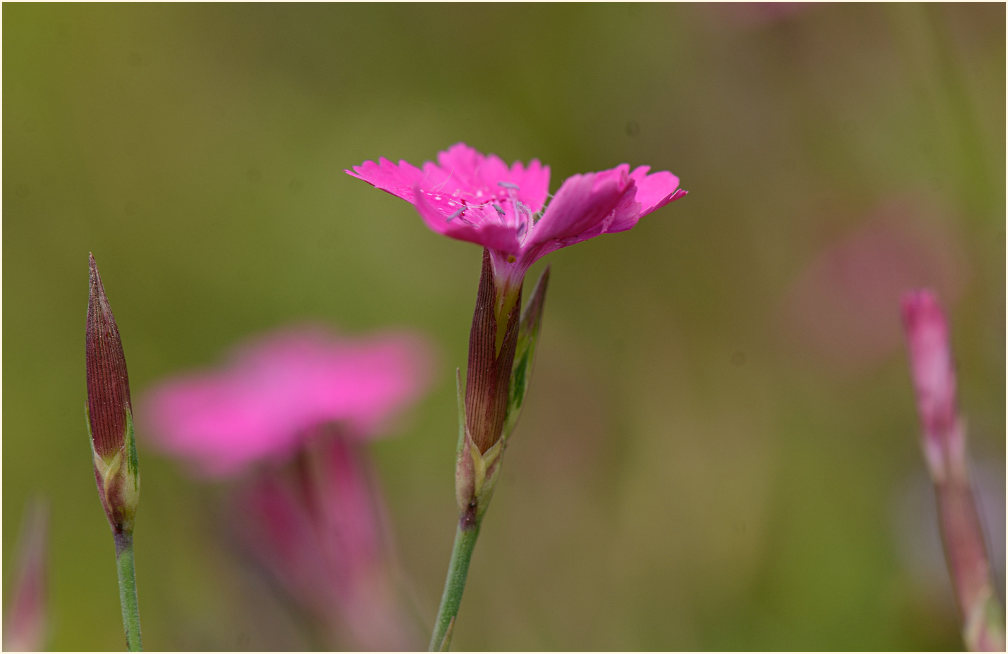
[141,326,432,648]
[232,436,418,650]
[346,143,686,290]
[4,499,48,652]
[781,198,966,372]
[711,2,809,29]
[141,325,433,477]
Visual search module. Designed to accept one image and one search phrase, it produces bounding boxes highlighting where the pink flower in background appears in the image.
[141,325,433,476]
[4,499,48,652]
[141,325,433,649]
[781,198,966,373]
[232,436,418,651]
[346,143,686,290]
[712,2,809,29]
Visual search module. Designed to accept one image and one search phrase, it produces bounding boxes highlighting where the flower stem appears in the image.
[934,477,1005,651]
[428,512,482,651]
[114,531,143,651]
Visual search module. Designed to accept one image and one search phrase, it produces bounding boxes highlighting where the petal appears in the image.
[603,166,686,233]
[435,143,551,213]
[349,144,551,219]
[414,189,522,255]
[523,166,639,263]
[142,375,303,476]
[345,157,424,203]
[507,158,551,214]
[140,326,432,477]
[436,143,499,192]
[615,165,686,230]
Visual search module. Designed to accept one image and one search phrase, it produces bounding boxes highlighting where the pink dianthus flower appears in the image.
[346,142,686,291]
[140,325,432,477]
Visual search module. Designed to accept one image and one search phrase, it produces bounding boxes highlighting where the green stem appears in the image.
[428,512,482,651]
[114,531,143,651]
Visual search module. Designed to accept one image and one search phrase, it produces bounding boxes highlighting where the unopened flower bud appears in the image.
[456,258,550,520]
[86,253,140,534]
[900,290,965,481]
[901,289,1005,651]
[464,249,522,455]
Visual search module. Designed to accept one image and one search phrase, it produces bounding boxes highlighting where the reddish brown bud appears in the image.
[87,253,133,459]
[465,249,522,454]
[86,253,139,533]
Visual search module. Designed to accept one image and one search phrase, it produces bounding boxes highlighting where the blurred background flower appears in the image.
[140,325,432,650]
[3,499,49,652]
[228,435,421,651]
[2,4,1003,650]
[781,196,967,375]
[141,325,432,476]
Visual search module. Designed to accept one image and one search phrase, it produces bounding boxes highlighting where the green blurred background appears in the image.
[3,3,1005,650]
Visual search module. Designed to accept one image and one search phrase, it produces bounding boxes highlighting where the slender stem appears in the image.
[114,531,143,651]
[934,478,1006,651]
[428,513,482,651]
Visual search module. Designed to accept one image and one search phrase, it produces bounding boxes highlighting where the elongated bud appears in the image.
[900,290,964,481]
[86,253,140,534]
[4,499,48,651]
[464,249,522,454]
[456,262,551,520]
[901,289,1005,651]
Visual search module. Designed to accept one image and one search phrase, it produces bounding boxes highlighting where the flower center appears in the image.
[429,181,541,246]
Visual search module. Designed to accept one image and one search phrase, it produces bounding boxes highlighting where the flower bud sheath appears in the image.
[465,249,522,455]
[86,253,140,535]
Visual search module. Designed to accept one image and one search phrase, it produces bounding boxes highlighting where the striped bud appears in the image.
[464,249,522,455]
[86,253,140,534]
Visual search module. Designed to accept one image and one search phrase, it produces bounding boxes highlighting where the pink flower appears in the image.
[346,143,686,290]
[140,325,433,477]
[4,499,48,652]
[232,436,418,650]
[141,326,430,648]
[780,199,966,374]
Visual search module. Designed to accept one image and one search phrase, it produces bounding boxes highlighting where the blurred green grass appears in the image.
[3,3,1004,650]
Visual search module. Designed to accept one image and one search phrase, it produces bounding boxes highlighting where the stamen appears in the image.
[492,203,505,217]
[445,207,466,222]
[497,181,520,190]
